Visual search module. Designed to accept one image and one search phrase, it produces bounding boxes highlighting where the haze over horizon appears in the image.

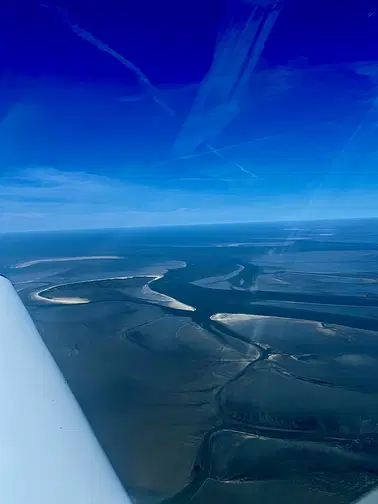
[2,215,378,235]
[1,0,378,232]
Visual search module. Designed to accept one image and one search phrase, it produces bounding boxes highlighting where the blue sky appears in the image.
[1,0,378,231]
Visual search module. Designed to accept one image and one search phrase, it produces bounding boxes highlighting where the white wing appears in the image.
[0,275,131,504]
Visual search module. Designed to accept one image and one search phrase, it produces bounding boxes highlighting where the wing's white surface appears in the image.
[0,275,131,504]
[360,492,378,504]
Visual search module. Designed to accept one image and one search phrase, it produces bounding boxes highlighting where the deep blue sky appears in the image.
[1,0,378,231]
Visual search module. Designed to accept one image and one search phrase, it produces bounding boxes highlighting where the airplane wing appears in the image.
[0,275,131,504]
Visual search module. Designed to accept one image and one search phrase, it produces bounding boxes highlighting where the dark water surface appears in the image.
[2,219,378,504]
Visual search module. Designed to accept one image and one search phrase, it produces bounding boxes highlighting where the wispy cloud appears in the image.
[0,166,190,207]
[0,166,228,231]
[173,3,283,158]
[1,166,378,232]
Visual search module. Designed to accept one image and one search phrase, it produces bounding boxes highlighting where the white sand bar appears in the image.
[31,291,89,305]
[14,256,123,269]
[32,274,195,311]
[211,313,269,322]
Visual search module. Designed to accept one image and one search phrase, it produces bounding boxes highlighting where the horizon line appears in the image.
[2,215,377,235]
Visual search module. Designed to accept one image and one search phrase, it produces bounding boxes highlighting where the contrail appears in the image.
[206,144,258,178]
[173,2,284,157]
[155,133,284,167]
[40,4,174,116]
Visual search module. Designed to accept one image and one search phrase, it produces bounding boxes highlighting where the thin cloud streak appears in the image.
[206,144,258,178]
[41,4,174,116]
[1,167,378,232]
